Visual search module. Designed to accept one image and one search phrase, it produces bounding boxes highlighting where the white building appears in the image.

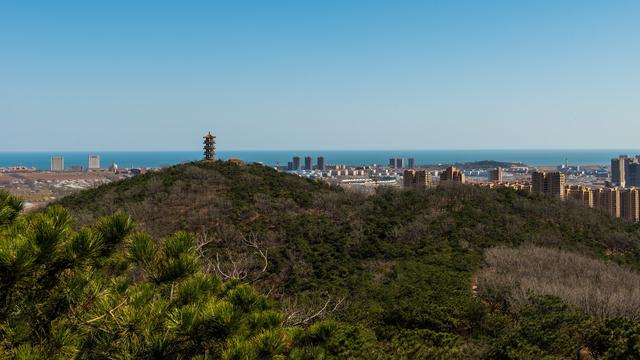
[51,156,64,172]
[88,155,101,170]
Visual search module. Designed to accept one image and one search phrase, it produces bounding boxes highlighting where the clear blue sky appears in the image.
[1,0,639,151]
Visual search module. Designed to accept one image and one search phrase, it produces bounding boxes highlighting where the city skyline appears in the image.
[2,1,640,151]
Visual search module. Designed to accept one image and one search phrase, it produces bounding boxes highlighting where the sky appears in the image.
[1,0,639,151]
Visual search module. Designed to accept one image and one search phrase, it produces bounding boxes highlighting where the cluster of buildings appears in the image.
[563,185,639,222]
[403,169,432,188]
[389,158,416,169]
[50,155,101,172]
[542,155,640,222]
[509,168,640,222]
[272,147,638,223]
[401,162,640,223]
[611,155,640,188]
[0,166,36,173]
[403,166,466,188]
[286,156,326,171]
[49,155,150,177]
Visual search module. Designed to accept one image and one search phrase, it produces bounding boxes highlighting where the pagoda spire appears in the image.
[203,132,216,161]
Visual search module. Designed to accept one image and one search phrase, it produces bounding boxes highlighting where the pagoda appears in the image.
[203,132,216,161]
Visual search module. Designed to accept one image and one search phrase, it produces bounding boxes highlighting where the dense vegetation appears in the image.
[48,160,640,358]
[0,192,365,359]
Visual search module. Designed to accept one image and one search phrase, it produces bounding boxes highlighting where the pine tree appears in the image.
[0,191,344,359]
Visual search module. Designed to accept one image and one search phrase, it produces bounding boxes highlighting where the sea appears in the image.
[0,150,638,170]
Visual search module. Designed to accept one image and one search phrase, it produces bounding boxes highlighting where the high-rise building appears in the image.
[408,158,415,169]
[88,155,100,170]
[317,157,325,171]
[624,158,634,187]
[531,172,546,194]
[304,156,312,171]
[566,185,593,207]
[287,162,294,171]
[592,188,603,211]
[292,156,301,170]
[403,170,432,188]
[548,172,565,200]
[203,132,216,161]
[611,156,627,187]
[389,158,397,169]
[627,162,640,188]
[607,188,622,218]
[620,188,640,222]
[593,188,620,218]
[488,167,503,182]
[531,171,565,199]
[396,158,404,169]
[51,156,64,172]
[439,166,465,184]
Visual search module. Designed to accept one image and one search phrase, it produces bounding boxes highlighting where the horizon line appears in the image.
[3,148,640,153]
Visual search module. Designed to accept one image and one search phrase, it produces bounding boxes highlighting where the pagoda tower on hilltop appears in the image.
[203,132,216,161]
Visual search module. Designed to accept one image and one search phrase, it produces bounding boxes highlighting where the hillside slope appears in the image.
[57,161,640,358]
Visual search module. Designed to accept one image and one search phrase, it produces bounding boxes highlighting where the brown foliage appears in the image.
[478,245,640,321]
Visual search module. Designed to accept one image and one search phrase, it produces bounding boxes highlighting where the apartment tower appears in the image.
[611,156,627,187]
[488,167,503,182]
[439,166,465,184]
[566,185,593,207]
[620,188,640,222]
[403,170,433,188]
[593,188,621,218]
[531,171,565,199]
[51,156,64,172]
[88,155,100,170]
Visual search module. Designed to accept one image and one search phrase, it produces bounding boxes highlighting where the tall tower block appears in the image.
[203,132,216,161]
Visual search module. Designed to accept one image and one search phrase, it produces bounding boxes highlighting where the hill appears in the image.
[451,160,527,169]
[55,161,640,358]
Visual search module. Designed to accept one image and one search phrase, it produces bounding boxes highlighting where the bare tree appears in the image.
[281,294,346,326]
[197,231,269,283]
[478,245,640,321]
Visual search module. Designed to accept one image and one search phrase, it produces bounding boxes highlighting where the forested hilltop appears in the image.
[44,160,640,358]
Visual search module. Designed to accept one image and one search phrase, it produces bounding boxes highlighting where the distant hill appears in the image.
[451,159,527,169]
[418,160,526,169]
[56,160,640,358]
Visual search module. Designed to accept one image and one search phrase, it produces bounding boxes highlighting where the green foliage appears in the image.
[0,197,349,358]
[482,296,589,359]
[586,318,640,359]
[53,162,640,358]
[93,210,134,254]
[0,191,23,227]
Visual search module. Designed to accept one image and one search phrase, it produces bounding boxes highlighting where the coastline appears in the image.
[1,149,638,170]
